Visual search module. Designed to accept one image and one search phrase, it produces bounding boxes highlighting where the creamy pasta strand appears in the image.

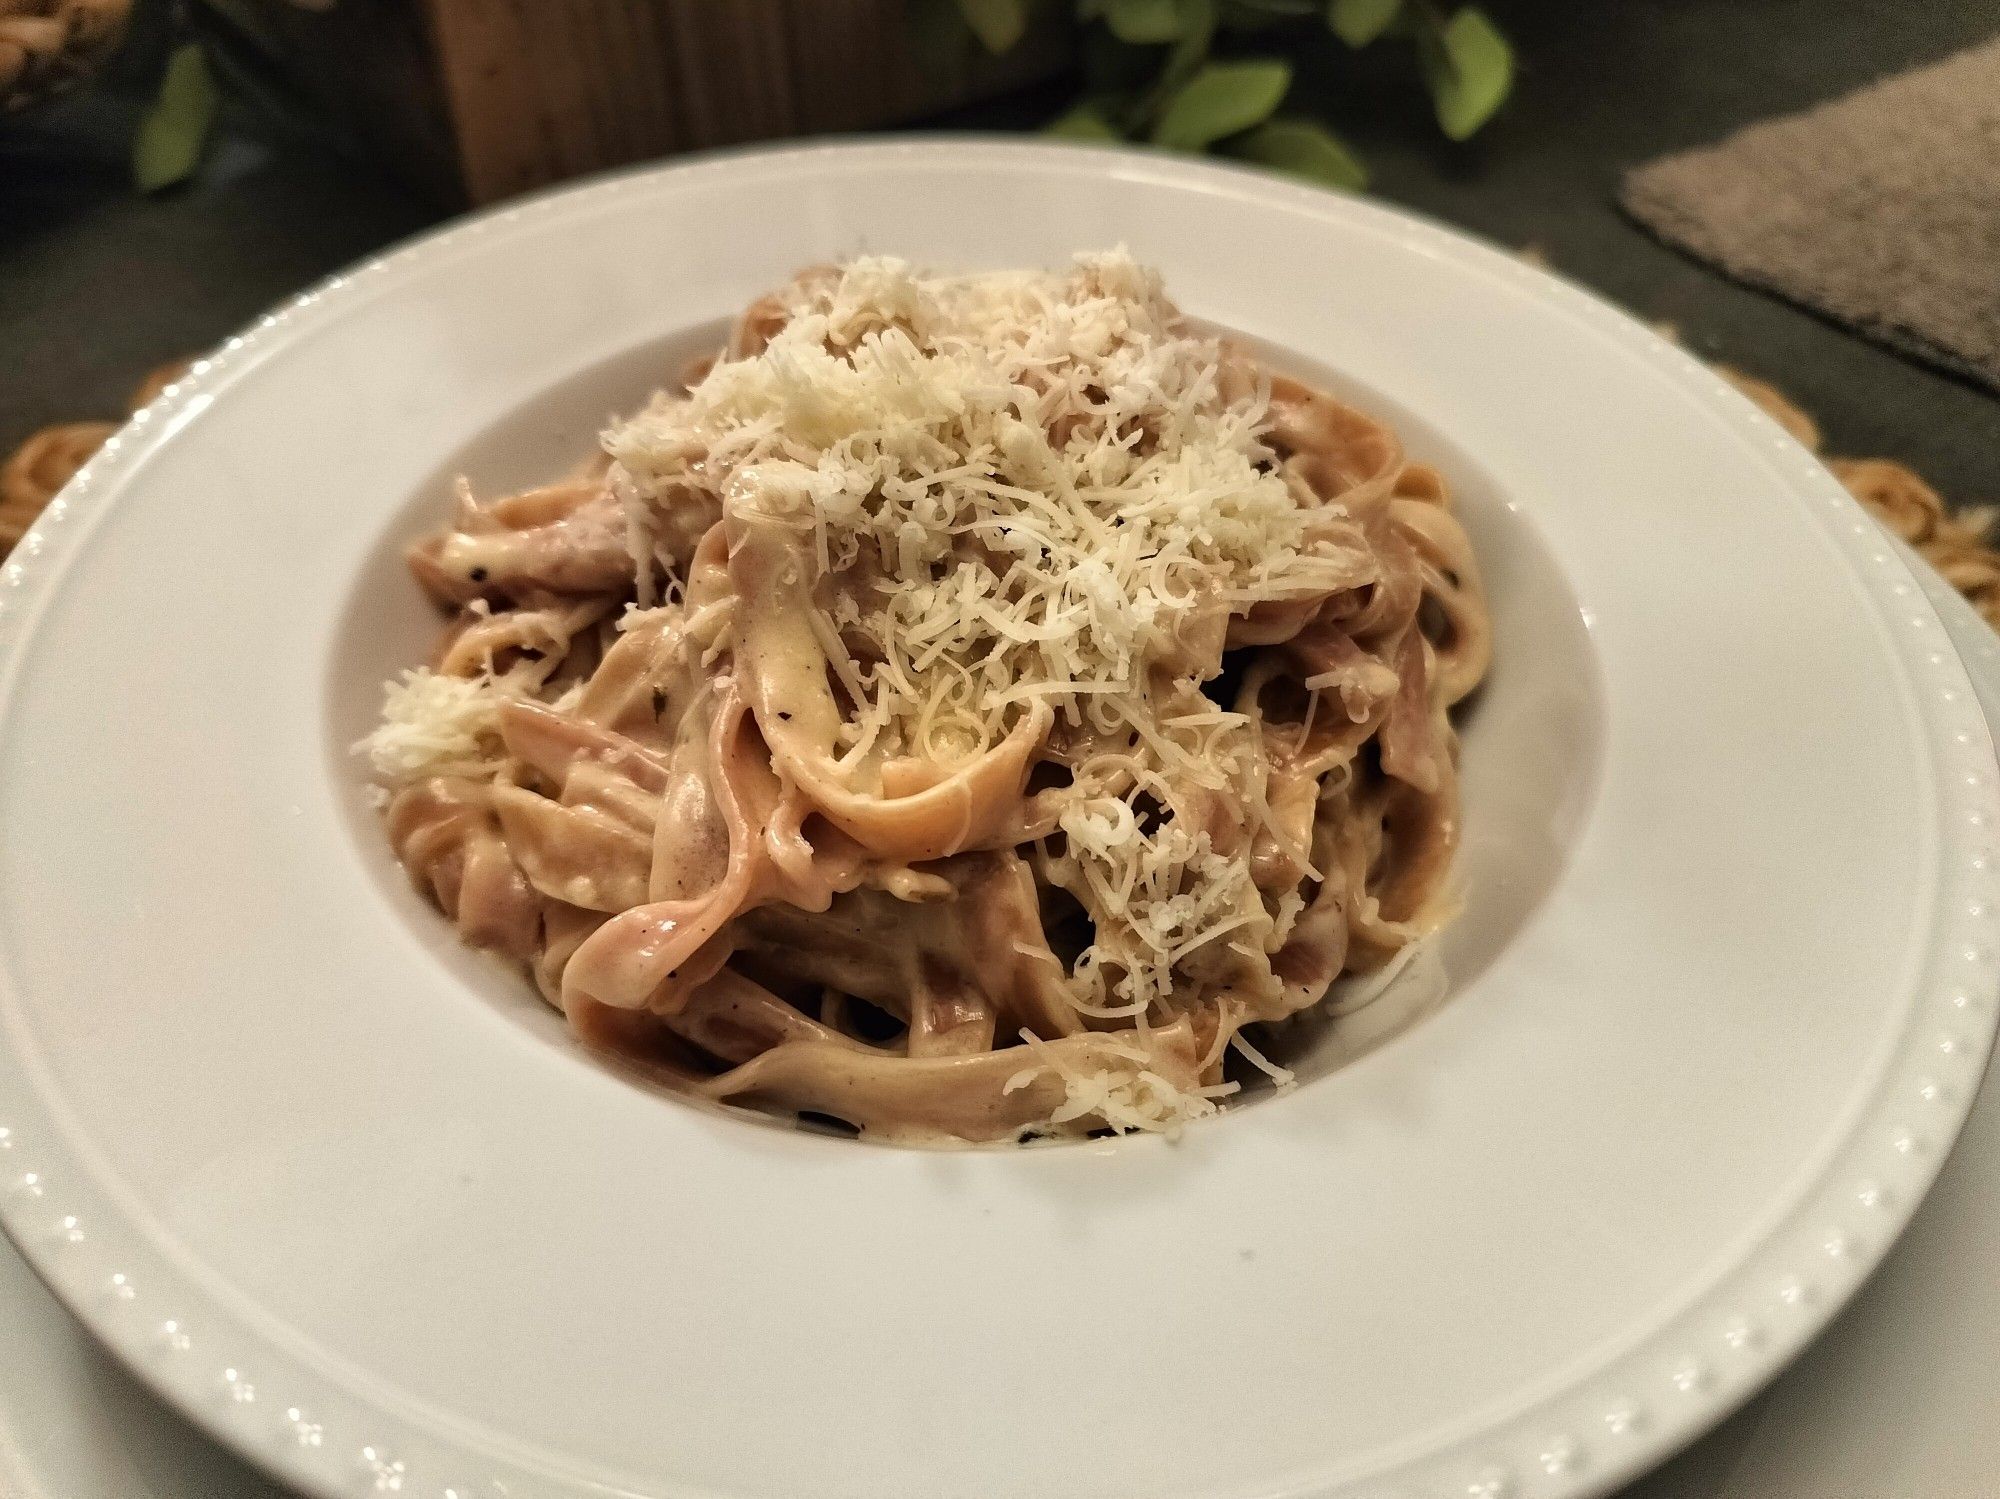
[362,252,1491,1143]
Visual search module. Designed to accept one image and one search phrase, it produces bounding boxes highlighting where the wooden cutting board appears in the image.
[220,0,1071,204]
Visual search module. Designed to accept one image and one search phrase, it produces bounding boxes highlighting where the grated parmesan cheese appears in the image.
[607,251,1376,1026]
[607,252,1357,761]
[355,667,511,782]
[1003,1029,1240,1138]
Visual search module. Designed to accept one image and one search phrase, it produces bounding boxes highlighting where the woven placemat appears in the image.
[3,355,1995,629]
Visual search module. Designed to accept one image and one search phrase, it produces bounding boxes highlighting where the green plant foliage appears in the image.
[1151,59,1291,148]
[965,0,1514,189]
[132,44,218,192]
[1327,0,1402,47]
[1419,6,1513,140]
[1153,0,1220,96]
[1105,0,1185,43]
[956,0,1031,53]
[1046,100,1126,138]
[1232,118,1367,189]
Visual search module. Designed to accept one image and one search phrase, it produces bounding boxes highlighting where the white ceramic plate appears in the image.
[7,532,1997,1499]
[7,553,1998,1499]
[2,141,1996,1499]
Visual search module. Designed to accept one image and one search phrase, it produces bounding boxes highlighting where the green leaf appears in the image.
[133,44,219,193]
[1327,0,1401,46]
[1419,6,1513,140]
[955,0,1029,53]
[1105,0,1182,43]
[1156,0,1218,89]
[1045,100,1126,140]
[1150,58,1290,149]
[1124,0,1216,134]
[1232,118,1367,189]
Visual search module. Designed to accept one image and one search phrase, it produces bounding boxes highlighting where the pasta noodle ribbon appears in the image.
[360,252,1491,1143]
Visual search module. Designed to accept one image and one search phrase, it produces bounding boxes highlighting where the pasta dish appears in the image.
[360,252,1491,1143]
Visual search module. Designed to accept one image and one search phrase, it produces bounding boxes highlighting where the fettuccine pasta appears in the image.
[362,252,1490,1143]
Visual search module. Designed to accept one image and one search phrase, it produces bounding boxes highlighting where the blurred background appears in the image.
[2,0,1995,550]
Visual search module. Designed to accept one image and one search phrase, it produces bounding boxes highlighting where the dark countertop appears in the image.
[2,0,1994,503]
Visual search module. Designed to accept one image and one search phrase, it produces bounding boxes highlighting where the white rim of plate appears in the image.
[1,139,1996,1499]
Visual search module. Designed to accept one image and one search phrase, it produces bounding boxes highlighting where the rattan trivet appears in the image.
[0,360,186,555]
[1709,366,2000,628]
[2,355,1994,630]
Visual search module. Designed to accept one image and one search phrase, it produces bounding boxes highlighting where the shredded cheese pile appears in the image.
[1004,1029,1240,1137]
[610,253,1354,758]
[361,249,1490,1142]
[608,253,1365,1042]
[361,668,510,781]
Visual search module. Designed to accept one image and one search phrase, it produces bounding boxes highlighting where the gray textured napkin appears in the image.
[1622,38,2000,394]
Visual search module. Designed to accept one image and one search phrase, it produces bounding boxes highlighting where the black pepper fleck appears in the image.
[468,566,489,583]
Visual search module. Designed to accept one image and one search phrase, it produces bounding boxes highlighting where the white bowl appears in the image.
[1,139,1994,1499]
